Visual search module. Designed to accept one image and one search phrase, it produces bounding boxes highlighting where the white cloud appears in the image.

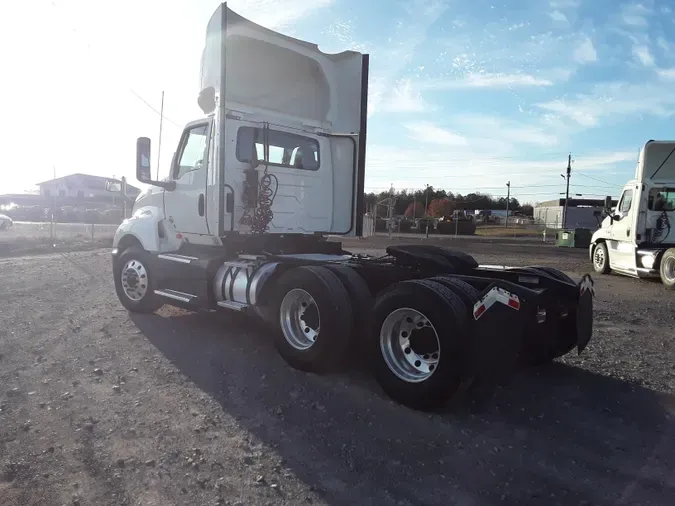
[404,122,468,146]
[537,99,599,127]
[536,80,675,127]
[573,36,598,64]
[453,115,560,146]
[419,72,554,90]
[657,68,675,80]
[364,145,635,199]
[549,10,569,23]
[375,79,432,113]
[633,44,655,66]
[367,0,448,115]
[620,3,652,28]
[549,0,581,8]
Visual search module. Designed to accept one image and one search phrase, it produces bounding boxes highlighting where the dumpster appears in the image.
[556,228,592,248]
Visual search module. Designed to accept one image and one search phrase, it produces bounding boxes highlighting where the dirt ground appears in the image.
[1,238,675,506]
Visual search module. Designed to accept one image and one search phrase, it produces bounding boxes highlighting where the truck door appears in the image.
[609,187,637,270]
[163,120,212,240]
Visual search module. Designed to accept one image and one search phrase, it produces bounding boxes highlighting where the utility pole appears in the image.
[424,184,430,238]
[562,153,572,229]
[505,181,511,228]
[387,184,394,240]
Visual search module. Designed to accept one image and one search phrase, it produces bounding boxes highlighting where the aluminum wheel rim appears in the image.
[120,259,149,301]
[279,288,320,351]
[380,308,440,383]
[664,256,675,282]
[594,246,605,269]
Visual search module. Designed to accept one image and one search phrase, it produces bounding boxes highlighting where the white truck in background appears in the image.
[108,2,595,411]
[590,140,675,288]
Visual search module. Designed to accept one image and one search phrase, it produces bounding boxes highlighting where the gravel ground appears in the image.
[1,241,675,506]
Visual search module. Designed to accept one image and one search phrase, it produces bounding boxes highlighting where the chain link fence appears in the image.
[0,220,119,256]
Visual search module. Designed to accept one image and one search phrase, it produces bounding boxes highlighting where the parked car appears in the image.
[0,213,13,230]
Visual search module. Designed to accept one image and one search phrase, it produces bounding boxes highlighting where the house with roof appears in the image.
[36,173,141,200]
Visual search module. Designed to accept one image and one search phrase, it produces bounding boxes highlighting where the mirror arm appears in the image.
[149,180,176,191]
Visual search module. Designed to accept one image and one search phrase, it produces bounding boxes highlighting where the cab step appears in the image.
[217,300,250,312]
[154,289,199,304]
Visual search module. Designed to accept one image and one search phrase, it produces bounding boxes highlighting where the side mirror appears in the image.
[136,137,152,183]
[604,195,612,211]
[105,180,122,193]
[135,137,176,190]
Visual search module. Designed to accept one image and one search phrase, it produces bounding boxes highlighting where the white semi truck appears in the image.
[110,2,595,410]
[590,140,675,288]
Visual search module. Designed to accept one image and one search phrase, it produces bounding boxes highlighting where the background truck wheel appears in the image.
[370,279,468,411]
[113,246,163,313]
[322,264,373,358]
[660,249,675,290]
[592,243,611,274]
[273,265,353,373]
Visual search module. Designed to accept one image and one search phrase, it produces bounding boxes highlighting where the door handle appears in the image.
[198,194,205,217]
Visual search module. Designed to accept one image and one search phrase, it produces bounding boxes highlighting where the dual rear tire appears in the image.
[272,266,472,410]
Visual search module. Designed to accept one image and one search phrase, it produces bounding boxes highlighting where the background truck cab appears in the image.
[590,140,675,288]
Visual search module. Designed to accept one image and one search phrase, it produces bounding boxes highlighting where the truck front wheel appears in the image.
[592,242,611,274]
[660,249,675,290]
[113,246,163,313]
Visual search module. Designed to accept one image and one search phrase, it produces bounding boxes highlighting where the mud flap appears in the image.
[466,283,534,381]
[576,274,594,354]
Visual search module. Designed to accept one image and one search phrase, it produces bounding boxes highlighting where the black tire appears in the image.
[113,246,163,313]
[528,266,575,284]
[592,242,611,274]
[370,279,468,411]
[659,248,675,290]
[273,265,353,373]
[322,264,373,352]
[427,276,479,311]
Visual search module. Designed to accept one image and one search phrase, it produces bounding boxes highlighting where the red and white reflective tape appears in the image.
[579,275,595,297]
[472,287,521,320]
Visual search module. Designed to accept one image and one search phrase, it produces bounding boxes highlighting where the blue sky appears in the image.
[2,0,674,203]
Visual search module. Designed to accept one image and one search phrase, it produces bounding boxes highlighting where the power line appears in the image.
[129,89,183,128]
[52,1,184,130]
[575,171,623,187]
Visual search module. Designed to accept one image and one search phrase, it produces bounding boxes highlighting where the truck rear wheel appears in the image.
[370,279,468,411]
[322,264,373,355]
[660,249,675,290]
[592,242,611,274]
[273,265,353,373]
[529,265,575,284]
[427,276,479,311]
[113,246,163,313]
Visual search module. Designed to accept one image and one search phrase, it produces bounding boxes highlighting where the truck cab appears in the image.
[114,3,368,258]
[590,140,675,287]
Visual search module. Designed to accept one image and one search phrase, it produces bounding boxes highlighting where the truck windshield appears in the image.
[648,188,675,211]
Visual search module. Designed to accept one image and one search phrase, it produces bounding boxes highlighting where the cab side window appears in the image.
[618,189,633,214]
[174,124,209,180]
